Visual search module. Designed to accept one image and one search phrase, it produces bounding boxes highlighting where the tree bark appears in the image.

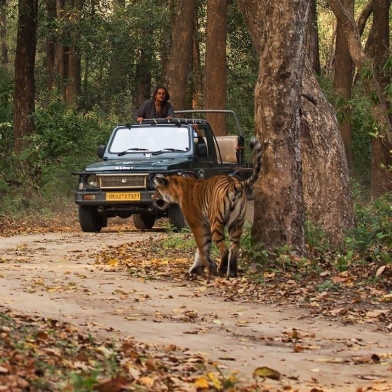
[136,48,152,105]
[166,0,197,110]
[204,0,227,136]
[357,0,373,36]
[13,0,38,154]
[306,0,321,75]
[45,0,56,90]
[65,0,83,107]
[333,0,354,167]
[301,61,355,246]
[54,0,66,97]
[191,15,203,109]
[238,0,355,249]
[238,0,308,255]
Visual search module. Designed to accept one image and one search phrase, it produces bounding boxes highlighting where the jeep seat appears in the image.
[215,136,239,164]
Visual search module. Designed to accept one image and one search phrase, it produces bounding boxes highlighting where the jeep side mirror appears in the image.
[97,145,106,159]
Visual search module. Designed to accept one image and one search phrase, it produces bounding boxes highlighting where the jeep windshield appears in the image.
[109,125,191,156]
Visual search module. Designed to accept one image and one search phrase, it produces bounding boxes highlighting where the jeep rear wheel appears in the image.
[79,206,106,232]
[168,204,187,230]
[133,213,156,230]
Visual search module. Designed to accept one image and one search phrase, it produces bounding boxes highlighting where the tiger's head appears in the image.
[152,174,179,210]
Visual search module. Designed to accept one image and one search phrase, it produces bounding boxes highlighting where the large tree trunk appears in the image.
[327,0,392,198]
[333,0,354,167]
[301,62,355,246]
[13,0,38,155]
[166,0,197,110]
[238,0,308,255]
[204,0,227,136]
[238,0,355,249]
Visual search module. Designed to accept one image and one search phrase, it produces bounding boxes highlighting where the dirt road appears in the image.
[0,229,391,391]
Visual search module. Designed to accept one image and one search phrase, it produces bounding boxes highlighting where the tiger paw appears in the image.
[189,265,205,276]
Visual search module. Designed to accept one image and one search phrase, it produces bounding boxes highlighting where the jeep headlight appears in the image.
[86,174,99,187]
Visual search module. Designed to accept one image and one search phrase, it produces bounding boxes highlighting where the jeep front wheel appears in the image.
[168,204,187,230]
[78,205,105,232]
[133,213,156,230]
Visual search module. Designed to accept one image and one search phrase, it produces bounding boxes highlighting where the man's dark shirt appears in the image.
[136,99,174,120]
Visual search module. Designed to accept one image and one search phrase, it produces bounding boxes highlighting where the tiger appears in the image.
[153,136,262,278]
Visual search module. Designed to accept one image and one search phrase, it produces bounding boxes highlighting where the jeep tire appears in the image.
[79,205,106,232]
[168,204,187,230]
[133,213,156,230]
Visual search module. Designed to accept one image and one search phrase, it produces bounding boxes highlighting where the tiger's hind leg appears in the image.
[225,220,245,278]
[188,229,217,277]
[211,222,231,278]
[220,210,246,278]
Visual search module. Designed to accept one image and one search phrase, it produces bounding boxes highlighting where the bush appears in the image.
[344,193,392,264]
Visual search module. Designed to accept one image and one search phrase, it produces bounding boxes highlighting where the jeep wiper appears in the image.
[117,148,148,156]
[152,148,187,156]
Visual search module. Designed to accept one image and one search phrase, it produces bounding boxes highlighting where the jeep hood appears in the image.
[84,157,192,172]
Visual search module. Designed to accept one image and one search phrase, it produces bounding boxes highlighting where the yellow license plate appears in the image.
[106,192,141,201]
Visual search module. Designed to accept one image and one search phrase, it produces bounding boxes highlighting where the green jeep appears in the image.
[73,110,253,232]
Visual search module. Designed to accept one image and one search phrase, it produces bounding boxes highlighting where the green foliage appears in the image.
[304,218,331,254]
[226,2,258,137]
[20,99,118,191]
[240,192,391,279]
[344,193,392,264]
[240,224,311,279]
[319,73,373,191]
[0,67,13,124]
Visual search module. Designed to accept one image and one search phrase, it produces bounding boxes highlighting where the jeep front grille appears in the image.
[98,174,148,189]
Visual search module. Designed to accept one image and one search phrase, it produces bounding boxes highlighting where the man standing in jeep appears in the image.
[136,86,175,122]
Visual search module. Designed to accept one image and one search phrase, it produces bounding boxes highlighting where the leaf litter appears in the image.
[1,225,392,391]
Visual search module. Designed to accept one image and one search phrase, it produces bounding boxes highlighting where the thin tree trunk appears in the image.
[333,0,354,167]
[306,0,321,75]
[370,0,391,198]
[191,16,203,109]
[0,0,8,65]
[357,0,373,36]
[204,0,227,136]
[13,0,38,154]
[166,0,197,110]
[45,0,56,90]
[54,0,66,98]
[136,48,152,105]
[65,0,83,106]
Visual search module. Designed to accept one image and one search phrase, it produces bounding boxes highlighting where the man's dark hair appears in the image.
[152,86,170,102]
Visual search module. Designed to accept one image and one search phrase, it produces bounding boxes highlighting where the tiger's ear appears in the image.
[153,174,168,187]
